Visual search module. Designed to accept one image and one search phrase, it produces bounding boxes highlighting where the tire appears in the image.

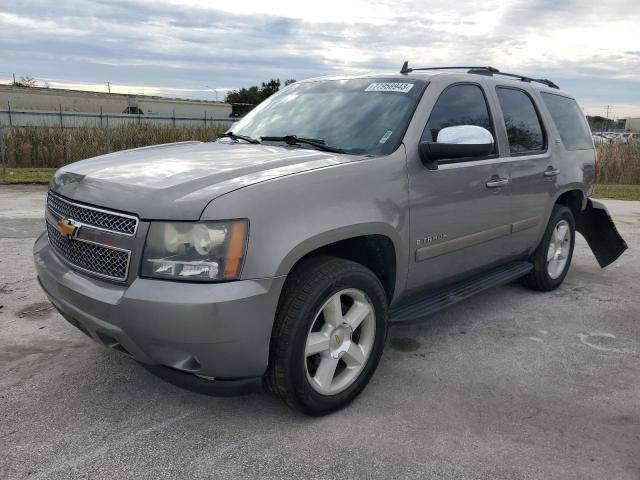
[522,205,575,291]
[265,256,388,416]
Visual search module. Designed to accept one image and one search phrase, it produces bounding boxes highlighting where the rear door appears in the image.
[406,81,515,290]
[490,85,553,254]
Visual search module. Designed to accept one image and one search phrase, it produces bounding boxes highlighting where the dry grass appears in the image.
[1,124,227,168]
[596,142,640,185]
[2,127,639,197]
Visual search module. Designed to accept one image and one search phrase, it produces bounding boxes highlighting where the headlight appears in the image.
[142,220,248,282]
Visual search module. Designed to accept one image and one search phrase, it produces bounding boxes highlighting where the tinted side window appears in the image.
[425,84,494,148]
[496,88,544,154]
[541,93,593,150]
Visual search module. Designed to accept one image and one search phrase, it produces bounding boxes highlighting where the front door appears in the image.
[406,82,514,290]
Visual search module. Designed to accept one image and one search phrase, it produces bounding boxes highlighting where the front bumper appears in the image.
[34,233,286,384]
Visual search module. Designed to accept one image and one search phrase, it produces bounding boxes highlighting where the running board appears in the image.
[389,261,533,324]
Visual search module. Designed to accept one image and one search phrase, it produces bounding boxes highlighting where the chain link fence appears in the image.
[0,107,235,129]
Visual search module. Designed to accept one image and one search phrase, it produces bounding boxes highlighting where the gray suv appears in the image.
[34,64,627,415]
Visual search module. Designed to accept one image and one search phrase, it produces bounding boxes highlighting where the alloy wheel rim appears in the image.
[304,288,376,396]
[547,219,571,279]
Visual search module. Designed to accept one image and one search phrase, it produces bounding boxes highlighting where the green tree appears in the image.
[259,79,281,101]
[225,85,262,105]
[586,115,625,132]
[225,78,296,105]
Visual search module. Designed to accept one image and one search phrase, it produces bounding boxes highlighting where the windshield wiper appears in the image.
[260,135,345,154]
[218,132,261,144]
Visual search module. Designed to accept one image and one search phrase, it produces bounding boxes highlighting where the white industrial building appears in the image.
[625,118,640,133]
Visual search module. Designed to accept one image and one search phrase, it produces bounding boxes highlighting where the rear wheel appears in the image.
[522,205,575,291]
[265,256,388,416]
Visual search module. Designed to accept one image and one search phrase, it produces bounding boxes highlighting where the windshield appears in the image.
[230,78,427,155]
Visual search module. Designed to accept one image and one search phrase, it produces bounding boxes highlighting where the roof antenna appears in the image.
[400,60,412,74]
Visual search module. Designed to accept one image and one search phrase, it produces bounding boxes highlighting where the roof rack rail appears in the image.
[399,61,559,89]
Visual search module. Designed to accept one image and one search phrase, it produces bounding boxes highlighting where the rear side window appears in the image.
[496,87,545,154]
[425,84,494,148]
[541,93,593,150]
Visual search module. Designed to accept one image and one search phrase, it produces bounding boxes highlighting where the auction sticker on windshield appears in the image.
[365,82,414,93]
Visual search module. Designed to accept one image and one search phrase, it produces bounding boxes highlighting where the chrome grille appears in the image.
[47,193,138,235]
[46,222,130,281]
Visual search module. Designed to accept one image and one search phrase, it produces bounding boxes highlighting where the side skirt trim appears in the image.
[390,260,533,324]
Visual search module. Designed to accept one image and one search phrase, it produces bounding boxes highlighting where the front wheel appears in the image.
[265,257,388,416]
[522,205,575,291]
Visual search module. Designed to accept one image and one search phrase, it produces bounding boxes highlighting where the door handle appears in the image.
[544,167,560,177]
[486,178,509,188]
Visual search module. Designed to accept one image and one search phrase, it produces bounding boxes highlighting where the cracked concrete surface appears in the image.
[1,185,639,479]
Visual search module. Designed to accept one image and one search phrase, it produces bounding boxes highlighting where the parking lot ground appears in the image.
[1,184,639,480]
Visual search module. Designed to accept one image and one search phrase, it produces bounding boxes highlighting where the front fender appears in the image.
[200,149,410,297]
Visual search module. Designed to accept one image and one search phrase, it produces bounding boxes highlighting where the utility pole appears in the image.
[602,105,611,132]
[12,73,16,85]
[0,125,6,182]
[205,86,220,102]
[107,82,111,94]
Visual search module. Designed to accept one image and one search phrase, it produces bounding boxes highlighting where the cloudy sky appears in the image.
[1,0,639,117]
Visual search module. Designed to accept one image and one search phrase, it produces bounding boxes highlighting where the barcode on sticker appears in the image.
[365,82,414,93]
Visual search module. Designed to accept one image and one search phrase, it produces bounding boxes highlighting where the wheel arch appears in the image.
[530,188,585,255]
[554,188,585,219]
[275,224,403,304]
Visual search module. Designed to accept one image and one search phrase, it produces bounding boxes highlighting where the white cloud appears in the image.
[169,0,397,24]
[1,0,639,114]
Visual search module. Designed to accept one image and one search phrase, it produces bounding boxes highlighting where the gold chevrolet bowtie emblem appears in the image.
[57,218,79,238]
[335,334,341,344]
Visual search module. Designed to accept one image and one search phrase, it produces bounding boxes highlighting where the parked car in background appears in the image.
[594,131,640,144]
[621,132,640,143]
[34,64,627,415]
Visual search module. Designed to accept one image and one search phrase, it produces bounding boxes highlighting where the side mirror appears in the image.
[419,125,494,170]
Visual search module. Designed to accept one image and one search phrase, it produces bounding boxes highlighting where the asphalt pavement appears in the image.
[1,185,639,479]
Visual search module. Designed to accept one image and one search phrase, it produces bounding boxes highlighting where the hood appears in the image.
[50,141,357,219]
